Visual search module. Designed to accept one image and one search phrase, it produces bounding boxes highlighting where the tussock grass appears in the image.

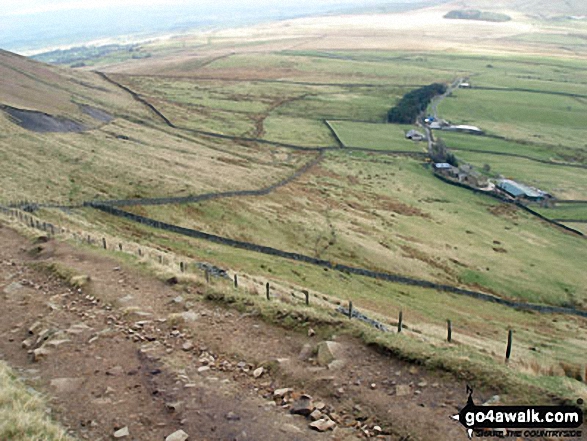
[0,361,74,441]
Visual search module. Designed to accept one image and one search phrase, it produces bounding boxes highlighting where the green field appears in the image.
[438,88,587,149]
[327,120,424,151]
[440,131,586,164]
[534,203,587,221]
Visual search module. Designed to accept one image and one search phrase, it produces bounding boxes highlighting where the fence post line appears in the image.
[447,319,452,343]
[505,329,513,363]
[234,274,238,288]
[398,310,403,333]
[266,282,270,300]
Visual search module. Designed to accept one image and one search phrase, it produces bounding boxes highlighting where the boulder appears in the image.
[309,418,336,432]
[165,430,189,441]
[113,426,129,438]
[316,341,342,367]
[291,395,314,416]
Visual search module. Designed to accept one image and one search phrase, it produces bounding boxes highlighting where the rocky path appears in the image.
[0,224,476,440]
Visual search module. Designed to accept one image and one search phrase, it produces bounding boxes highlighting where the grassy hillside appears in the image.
[2,11,587,409]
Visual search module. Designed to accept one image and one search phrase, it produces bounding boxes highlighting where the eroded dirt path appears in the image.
[0,224,475,440]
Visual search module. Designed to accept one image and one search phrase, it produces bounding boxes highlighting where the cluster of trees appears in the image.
[387,83,447,124]
[430,138,458,166]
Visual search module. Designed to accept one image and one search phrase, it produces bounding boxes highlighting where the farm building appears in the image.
[496,179,548,201]
[459,82,471,88]
[443,124,483,135]
[405,129,426,141]
[433,162,458,177]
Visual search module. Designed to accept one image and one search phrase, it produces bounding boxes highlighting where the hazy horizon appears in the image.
[0,0,440,54]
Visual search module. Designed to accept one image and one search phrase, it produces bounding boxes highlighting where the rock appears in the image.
[66,323,92,335]
[21,337,35,349]
[182,342,193,351]
[113,426,129,438]
[45,339,71,348]
[298,343,313,361]
[32,347,51,362]
[197,366,210,373]
[106,366,124,376]
[181,311,198,322]
[70,275,90,289]
[253,367,264,378]
[370,383,377,390]
[4,281,24,295]
[327,360,346,370]
[309,418,336,432]
[310,409,322,421]
[483,395,500,405]
[166,401,183,412]
[395,385,411,396]
[273,388,293,398]
[28,321,43,335]
[417,381,428,388]
[165,429,189,441]
[172,296,184,304]
[316,341,342,367]
[291,395,314,416]
[374,425,382,433]
[166,277,179,285]
[314,401,326,411]
[225,412,240,421]
[308,328,315,337]
[49,378,83,394]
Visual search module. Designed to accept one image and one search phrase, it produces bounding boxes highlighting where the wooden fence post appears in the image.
[505,329,513,363]
[138,248,142,257]
[398,310,403,333]
[447,319,452,342]
[102,238,107,249]
[303,290,309,306]
[348,301,353,319]
[234,274,238,288]
[205,269,210,284]
[118,243,123,251]
[266,282,270,300]
[159,255,162,264]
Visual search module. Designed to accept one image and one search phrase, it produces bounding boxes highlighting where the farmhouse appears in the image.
[405,129,426,141]
[496,179,548,201]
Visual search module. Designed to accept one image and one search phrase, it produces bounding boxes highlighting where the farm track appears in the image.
[20,70,583,319]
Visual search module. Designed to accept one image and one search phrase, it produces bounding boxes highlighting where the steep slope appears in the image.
[0,49,309,205]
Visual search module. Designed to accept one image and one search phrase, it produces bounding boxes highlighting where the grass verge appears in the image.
[0,361,74,441]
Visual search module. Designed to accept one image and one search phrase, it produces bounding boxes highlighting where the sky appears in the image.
[0,0,361,17]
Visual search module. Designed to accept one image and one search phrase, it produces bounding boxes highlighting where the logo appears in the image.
[451,386,583,439]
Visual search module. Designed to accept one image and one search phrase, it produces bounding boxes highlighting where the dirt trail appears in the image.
[0,224,474,440]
